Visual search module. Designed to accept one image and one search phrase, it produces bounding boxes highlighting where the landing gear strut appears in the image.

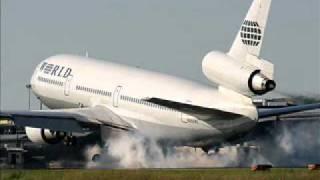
[64,135,77,146]
[235,143,261,166]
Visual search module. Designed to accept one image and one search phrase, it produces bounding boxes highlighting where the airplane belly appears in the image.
[204,116,257,141]
[116,116,223,147]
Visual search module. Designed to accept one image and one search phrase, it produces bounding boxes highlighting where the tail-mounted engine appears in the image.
[248,69,275,95]
[202,51,276,96]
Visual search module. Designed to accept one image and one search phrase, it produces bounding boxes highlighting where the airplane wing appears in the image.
[214,103,320,144]
[145,97,242,120]
[237,107,320,144]
[258,103,320,119]
[0,105,134,133]
[146,97,320,121]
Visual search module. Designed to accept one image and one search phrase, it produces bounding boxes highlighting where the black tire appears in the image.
[92,154,101,162]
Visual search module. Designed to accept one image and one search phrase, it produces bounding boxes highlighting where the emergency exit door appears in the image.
[113,86,122,107]
[64,75,73,96]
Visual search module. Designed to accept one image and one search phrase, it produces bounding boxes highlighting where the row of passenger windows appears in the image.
[74,84,174,112]
[120,95,175,112]
[76,85,112,97]
[241,26,262,34]
[37,76,64,86]
[35,77,177,113]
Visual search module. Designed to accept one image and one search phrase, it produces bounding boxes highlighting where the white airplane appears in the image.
[1,0,319,155]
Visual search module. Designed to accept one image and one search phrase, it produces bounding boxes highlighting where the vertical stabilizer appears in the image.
[228,0,272,60]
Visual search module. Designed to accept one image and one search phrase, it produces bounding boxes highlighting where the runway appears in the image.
[1,168,320,180]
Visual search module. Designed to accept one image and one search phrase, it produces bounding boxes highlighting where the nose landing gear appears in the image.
[201,145,221,154]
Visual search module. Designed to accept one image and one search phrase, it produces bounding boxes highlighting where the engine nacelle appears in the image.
[202,51,276,96]
[25,127,66,145]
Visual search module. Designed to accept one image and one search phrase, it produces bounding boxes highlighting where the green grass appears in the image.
[0,168,319,180]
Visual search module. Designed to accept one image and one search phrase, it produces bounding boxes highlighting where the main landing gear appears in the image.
[64,135,77,146]
[201,146,220,154]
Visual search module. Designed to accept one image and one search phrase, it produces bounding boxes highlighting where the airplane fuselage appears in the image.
[30,55,258,147]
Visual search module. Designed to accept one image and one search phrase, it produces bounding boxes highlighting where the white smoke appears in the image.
[253,120,320,166]
[83,107,320,168]
[82,119,320,168]
[277,127,295,154]
[85,133,270,169]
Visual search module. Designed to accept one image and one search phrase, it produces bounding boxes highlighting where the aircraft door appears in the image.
[113,85,122,107]
[64,75,73,96]
[181,100,192,123]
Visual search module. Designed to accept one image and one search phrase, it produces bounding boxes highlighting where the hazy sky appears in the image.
[1,0,319,110]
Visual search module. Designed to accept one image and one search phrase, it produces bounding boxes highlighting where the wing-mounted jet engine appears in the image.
[25,127,66,145]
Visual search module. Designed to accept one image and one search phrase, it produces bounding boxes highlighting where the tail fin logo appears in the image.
[240,20,262,46]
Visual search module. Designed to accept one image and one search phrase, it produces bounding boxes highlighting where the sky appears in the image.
[0,0,319,110]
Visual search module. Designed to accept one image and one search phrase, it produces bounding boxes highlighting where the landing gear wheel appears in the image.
[92,154,101,162]
[211,147,220,154]
[235,143,260,166]
[202,146,220,155]
[64,136,77,146]
[201,147,210,154]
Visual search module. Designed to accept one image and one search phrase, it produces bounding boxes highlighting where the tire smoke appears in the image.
[256,120,320,166]
[85,133,269,168]
[84,118,320,168]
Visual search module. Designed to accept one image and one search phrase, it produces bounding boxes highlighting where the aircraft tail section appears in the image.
[202,0,275,97]
[228,0,272,60]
